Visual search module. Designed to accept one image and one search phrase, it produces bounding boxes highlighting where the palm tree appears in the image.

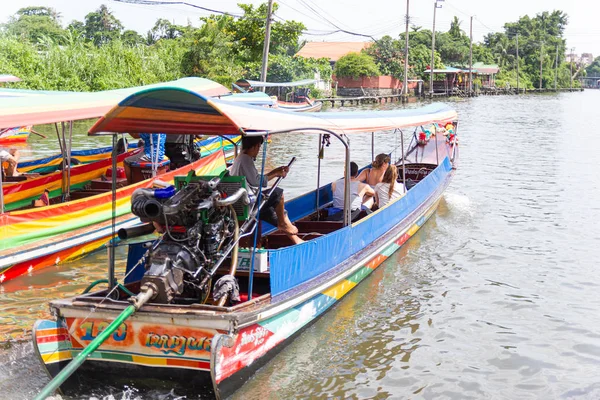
[449,16,462,39]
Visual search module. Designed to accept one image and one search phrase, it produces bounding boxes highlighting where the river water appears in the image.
[2,91,600,399]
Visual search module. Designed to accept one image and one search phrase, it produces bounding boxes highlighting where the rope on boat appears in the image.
[81,279,135,296]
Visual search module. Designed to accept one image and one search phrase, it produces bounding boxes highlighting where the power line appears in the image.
[112,0,243,17]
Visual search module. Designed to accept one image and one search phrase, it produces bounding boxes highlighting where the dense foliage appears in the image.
[334,52,380,79]
[335,10,579,89]
[0,4,580,91]
[0,3,331,91]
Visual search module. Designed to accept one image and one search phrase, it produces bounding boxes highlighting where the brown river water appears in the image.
[2,91,600,399]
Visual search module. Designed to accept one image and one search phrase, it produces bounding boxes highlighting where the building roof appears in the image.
[472,62,500,74]
[295,41,372,62]
[423,66,464,74]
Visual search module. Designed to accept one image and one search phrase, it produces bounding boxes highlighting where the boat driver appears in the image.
[0,148,20,177]
[229,136,303,245]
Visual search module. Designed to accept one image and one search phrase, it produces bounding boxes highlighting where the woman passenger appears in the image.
[355,153,390,188]
[374,165,406,208]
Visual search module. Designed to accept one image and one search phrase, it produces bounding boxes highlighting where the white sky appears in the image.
[1,0,598,57]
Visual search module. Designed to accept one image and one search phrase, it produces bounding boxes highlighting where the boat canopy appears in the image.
[0,75,21,83]
[235,78,317,89]
[89,86,457,136]
[0,78,230,129]
[216,91,276,107]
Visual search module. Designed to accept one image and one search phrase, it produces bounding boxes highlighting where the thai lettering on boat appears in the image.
[145,332,211,355]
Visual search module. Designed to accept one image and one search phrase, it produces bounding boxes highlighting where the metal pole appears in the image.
[66,121,73,201]
[403,0,410,97]
[259,0,274,91]
[249,138,268,301]
[469,16,473,95]
[371,132,374,161]
[570,47,574,90]
[554,43,559,91]
[400,130,406,193]
[429,0,440,95]
[435,127,439,165]
[343,135,351,227]
[109,134,118,290]
[540,41,544,90]
[316,134,322,220]
[516,33,520,93]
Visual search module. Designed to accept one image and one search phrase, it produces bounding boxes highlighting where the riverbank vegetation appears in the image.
[0,4,331,92]
[0,4,581,91]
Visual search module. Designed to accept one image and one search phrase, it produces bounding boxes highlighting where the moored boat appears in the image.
[234,78,324,112]
[0,78,267,284]
[0,125,31,144]
[32,88,458,399]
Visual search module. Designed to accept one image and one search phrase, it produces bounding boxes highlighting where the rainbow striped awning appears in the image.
[0,78,230,129]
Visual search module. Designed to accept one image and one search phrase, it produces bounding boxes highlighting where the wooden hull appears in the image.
[32,151,454,398]
[0,150,228,284]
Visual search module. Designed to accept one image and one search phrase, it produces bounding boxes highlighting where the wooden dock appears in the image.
[318,87,584,107]
[317,94,406,107]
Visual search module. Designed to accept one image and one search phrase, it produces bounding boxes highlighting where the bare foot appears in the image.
[289,235,304,245]
[278,223,298,235]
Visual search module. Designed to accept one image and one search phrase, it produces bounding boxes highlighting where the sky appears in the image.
[1,0,599,57]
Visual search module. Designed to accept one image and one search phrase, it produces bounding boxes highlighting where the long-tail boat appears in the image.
[0,79,275,284]
[234,78,323,112]
[32,87,458,399]
[0,79,271,210]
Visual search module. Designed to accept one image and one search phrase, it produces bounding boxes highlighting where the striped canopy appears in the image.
[0,78,230,129]
[89,86,458,136]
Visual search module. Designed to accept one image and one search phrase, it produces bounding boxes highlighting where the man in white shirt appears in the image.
[229,136,302,244]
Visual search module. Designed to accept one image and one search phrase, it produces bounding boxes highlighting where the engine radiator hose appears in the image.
[131,196,163,220]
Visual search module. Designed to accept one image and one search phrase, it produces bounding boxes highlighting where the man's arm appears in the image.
[266,166,289,181]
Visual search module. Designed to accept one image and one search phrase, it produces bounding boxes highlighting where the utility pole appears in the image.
[570,47,575,90]
[539,41,544,90]
[468,16,473,95]
[516,33,520,93]
[259,0,274,91]
[430,0,444,96]
[403,0,410,99]
[554,43,559,91]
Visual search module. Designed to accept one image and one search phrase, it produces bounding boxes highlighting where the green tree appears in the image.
[180,16,244,86]
[84,4,124,46]
[3,7,65,44]
[231,3,305,62]
[448,16,463,39]
[147,18,186,44]
[366,35,404,78]
[334,52,380,79]
[121,30,144,46]
[586,56,600,76]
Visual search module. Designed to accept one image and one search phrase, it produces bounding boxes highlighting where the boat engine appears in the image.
[130,177,249,304]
